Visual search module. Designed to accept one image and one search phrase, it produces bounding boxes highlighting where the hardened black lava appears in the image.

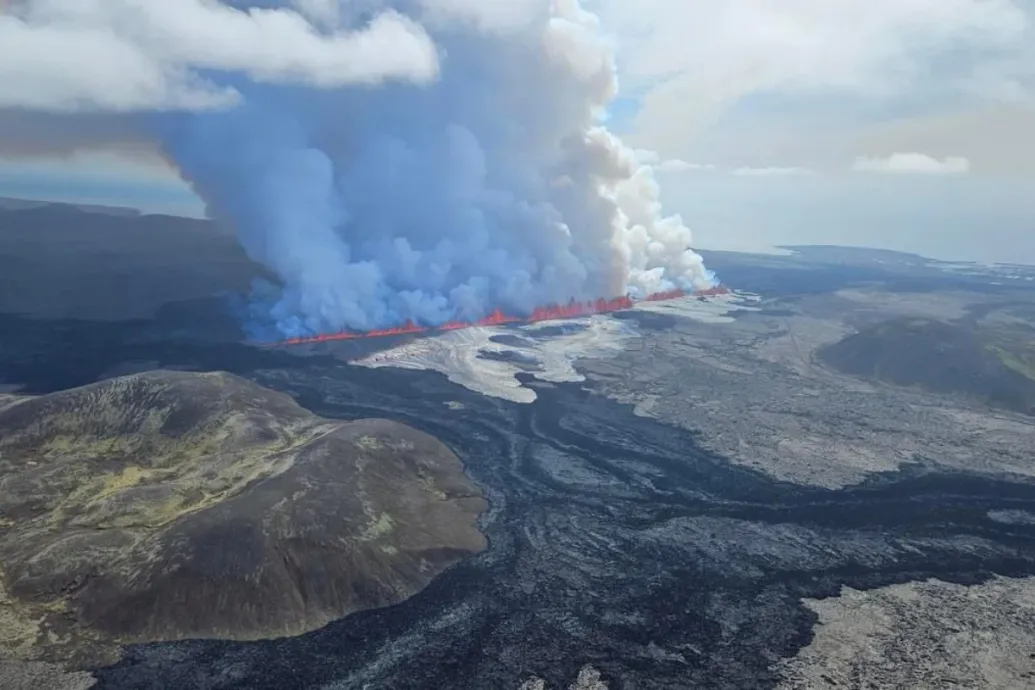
[3,314,1035,689]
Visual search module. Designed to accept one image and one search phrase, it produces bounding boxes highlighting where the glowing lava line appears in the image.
[267,286,730,347]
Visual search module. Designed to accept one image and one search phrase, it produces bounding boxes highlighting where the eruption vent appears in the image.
[271,287,731,347]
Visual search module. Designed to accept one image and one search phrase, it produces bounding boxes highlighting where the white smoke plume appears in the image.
[0,0,715,337]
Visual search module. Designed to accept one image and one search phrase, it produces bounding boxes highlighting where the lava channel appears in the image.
[266,286,730,347]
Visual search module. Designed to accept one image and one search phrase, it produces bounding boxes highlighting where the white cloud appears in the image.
[0,0,439,112]
[732,166,815,176]
[597,0,1035,155]
[852,153,971,174]
[656,159,714,173]
[632,149,713,172]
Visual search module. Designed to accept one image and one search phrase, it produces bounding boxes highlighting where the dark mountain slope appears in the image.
[818,318,1035,415]
[0,371,486,667]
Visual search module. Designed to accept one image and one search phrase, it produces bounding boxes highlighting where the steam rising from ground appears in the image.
[352,291,752,403]
[357,316,638,404]
[2,1,715,338]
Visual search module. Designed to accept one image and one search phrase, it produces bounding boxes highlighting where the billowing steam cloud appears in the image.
[1,0,715,337]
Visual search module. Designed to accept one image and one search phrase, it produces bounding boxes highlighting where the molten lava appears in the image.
[269,286,730,347]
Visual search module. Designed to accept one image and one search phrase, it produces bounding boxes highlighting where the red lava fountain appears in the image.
[268,286,730,347]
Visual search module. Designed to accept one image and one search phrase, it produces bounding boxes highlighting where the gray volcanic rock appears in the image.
[0,371,486,667]
[776,576,1035,689]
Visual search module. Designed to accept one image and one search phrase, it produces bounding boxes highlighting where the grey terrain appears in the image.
[576,249,1035,687]
[583,282,1035,490]
[1,203,1034,689]
[776,575,1035,689]
[0,201,262,322]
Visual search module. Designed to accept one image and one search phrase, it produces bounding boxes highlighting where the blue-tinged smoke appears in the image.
[158,1,713,337]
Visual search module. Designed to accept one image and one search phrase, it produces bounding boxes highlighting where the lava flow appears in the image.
[268,286,730,347]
